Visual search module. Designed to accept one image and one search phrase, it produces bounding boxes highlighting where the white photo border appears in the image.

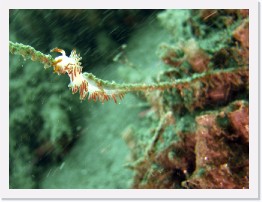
[1,0,259,199]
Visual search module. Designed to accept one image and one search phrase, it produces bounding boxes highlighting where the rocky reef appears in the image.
[125,9,249,189]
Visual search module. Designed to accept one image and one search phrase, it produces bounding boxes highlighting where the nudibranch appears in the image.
[51,48,125,103]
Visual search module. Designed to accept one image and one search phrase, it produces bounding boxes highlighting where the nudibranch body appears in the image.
[51,48,125,103]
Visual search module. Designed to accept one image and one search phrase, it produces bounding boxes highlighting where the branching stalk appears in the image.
[9,41,248,104]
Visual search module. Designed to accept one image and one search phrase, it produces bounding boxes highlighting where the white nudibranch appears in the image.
[51,48,125,103]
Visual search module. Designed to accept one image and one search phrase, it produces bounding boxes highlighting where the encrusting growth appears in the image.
[9,41,248,104]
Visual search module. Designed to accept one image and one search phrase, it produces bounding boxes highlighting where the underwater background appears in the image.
[9,9,249,189]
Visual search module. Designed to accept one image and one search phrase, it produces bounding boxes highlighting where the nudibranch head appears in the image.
[51,48,82,75]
